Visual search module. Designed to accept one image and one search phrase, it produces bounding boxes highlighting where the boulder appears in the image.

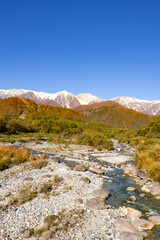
[121,232,143,240]
[132,219,154,230]
[127,209,142,219]
[150,186,160,196]
[92,189,110,199]
[148,216,160,225]
[115,220,141,235]
[80,176,91,184]
[85,198,107,210]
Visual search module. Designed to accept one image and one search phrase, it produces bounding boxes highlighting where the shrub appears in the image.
[40,182,52,193]
[0,117,7,132]
[7,119,37,134]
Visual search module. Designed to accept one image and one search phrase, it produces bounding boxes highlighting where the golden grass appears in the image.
[135,140,160,181]
[0,146,31,171]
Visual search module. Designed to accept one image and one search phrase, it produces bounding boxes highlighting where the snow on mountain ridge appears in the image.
[0,89,101,108]
[112,96,160,104]
[112,96,160,115]
[0,89,73,101]
[0,89,160,115]
[77,93,103,105]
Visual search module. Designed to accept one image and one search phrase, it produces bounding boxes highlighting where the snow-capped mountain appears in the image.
[112,96,160,115]
[0,89,159,115]
[0,89,102,108]
[77,93,103,105]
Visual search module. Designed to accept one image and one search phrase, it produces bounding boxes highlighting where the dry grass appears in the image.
[135,140,160,181]
[30,159,48,169]
[0,146,31,171]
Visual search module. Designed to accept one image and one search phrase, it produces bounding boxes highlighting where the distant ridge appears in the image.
[73,101,155,129]
[0,89,102,109]
[0,97,87,122]
[112,96,160,115]
[0,89,160,115]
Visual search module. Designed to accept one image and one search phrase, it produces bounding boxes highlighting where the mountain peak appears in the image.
[112,96,160,115]
[0,89,160,115]
[77,93,103,105]
[58,90,70,95]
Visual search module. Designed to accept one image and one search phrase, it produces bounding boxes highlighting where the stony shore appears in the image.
[0,141,160,240]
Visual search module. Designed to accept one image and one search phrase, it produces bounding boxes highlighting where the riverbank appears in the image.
[0,141,160,239]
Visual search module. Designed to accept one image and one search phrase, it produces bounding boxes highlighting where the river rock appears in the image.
[23,177,33,181]
[127,209,142,219]
[126,187,136,191]
[121,232,143,240]
[3,191,11,198]
[42,174,52,178]
[108,179,113,183]
[23,229,34,238]
[80,176,91,183]
[72,198,83,205]
[132,219,154,230]
[120,207,133,216]
[115,220,141,234]
[85,198,107,210]
[92,189,110,199]
[139,193,146,198]
[34,223,49,233]
[129,196,136,202]
[0,201,8,210]
[148,216,160,225]
[74,165,86,172]
[89,167,105,174]
[150,186,160,196]
[137,170,146,179]
[41,230,53,240]
[141,186,150,193]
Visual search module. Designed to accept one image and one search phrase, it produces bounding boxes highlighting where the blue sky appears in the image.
[0,0,160,100]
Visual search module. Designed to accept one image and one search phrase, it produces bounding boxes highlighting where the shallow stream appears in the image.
[17,144,160,239]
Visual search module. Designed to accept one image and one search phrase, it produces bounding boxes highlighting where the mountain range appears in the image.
[74,101,154,129]
[0,89,160,115]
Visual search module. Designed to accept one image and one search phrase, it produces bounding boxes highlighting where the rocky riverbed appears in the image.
[0,141,160,240]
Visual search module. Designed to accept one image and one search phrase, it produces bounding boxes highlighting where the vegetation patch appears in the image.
[7,175,63,208]
[23,208,86,238]
[0,146,31,171]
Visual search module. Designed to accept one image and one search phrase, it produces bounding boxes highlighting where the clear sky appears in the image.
[0,0,160,100]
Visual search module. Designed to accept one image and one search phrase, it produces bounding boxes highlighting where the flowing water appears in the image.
[16,144,160,239]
